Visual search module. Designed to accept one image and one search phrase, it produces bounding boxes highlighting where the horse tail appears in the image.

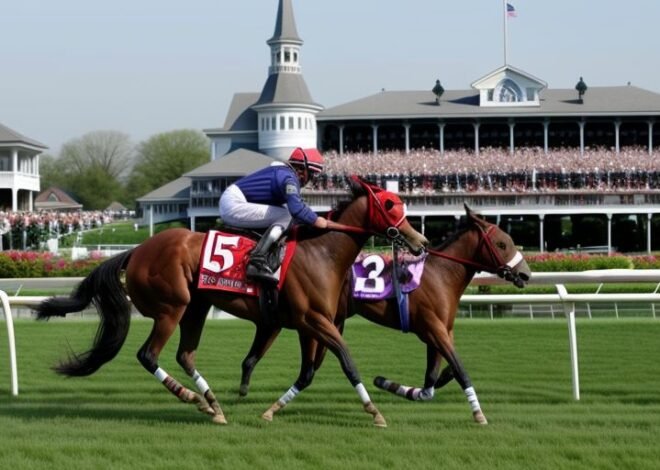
[35,249,134,377]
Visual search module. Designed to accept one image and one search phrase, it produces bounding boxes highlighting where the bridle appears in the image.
[426,224,525,286]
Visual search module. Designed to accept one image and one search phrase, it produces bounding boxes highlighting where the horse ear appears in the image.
[464,203,485,226]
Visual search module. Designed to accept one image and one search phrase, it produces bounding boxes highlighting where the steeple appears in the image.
[268,0,302,47]
[254,0,323,160]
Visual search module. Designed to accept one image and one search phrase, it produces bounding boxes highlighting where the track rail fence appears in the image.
[2,270,660,398]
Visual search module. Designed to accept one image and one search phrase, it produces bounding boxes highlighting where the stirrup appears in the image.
[246,262,278,284]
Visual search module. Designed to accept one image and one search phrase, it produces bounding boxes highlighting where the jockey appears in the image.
[219,147,328,283]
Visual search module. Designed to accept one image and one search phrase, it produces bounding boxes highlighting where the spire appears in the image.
[268,0,302,46]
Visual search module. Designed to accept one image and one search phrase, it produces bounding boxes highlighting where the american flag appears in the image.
[507,3,517,17]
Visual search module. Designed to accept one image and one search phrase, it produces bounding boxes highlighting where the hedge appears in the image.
[1,251,660,279]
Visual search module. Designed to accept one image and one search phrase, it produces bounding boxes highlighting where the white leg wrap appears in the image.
[192,370,210,395]
[464,386,481,412]
[278,386,300,405]
[416,387,435,401]
[355,383,371,404]
[154,367,168,383]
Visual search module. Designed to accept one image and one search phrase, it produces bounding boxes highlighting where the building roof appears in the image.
[317,86,660,121]
[0,123,48,149]
[254,69,322,109]
[136,177,191,202]
[34,187,82,211]
[184,148,275,178]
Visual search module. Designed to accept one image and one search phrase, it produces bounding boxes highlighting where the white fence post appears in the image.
[0,290,18,396]
[556,284,580,401]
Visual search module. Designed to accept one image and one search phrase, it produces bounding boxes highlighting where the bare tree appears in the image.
[60,130,134,180]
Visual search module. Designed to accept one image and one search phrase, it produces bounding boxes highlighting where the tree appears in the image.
[127,129,210,199]
[50,130,135,209]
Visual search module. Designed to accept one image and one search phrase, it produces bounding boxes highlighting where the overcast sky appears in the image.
[2,0,659,154]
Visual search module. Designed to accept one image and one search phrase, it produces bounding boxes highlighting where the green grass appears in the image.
[1,318,659,469]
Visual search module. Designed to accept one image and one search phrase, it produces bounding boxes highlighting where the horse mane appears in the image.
[327,177,366,222]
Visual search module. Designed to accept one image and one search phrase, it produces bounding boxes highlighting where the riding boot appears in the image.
[246,224,284,284]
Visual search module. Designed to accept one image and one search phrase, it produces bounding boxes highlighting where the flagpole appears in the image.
[503,0,508,65]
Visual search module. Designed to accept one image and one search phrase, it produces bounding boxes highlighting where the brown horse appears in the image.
[35,176,428,426]
[238,205,531,424]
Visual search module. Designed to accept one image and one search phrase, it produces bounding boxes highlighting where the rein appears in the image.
[426,225,508,274]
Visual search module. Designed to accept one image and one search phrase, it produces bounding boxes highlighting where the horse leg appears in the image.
[374,345,441,401]
[239,324,282,397]
[261,333,317,421]
[176,302,228,424]
[137,312,207,413]
[265,316,387,427]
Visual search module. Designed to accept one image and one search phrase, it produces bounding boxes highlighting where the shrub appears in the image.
[0,251,104,278]
[525,253,633,271]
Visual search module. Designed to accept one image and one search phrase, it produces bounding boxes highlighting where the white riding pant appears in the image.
[219,184,292,229]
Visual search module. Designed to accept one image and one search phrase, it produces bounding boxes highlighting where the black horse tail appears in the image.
[35,249,134,377]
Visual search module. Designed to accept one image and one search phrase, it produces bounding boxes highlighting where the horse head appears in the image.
[347,176,428,255]
[464,203,531,288]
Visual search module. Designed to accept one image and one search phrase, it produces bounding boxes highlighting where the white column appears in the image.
[508,121,515,155]
[649,121,654,156]
[473,122,480,155]
[35,154,40,175]
[149,206,154,237]
[579,120,586,157]
[543,120,550,154]
[371,124,379,156]
[28,192,33,212]
[11,189,18,211]
[607,213,613,254]
[648,213,653,254]
[539,214,545,252]
[404,123,411,154]
[11,149,18,172]
[438,122,445,155]
[339,125,345,156]
[614,120,621,154]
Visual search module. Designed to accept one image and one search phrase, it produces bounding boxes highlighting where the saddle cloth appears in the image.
[197,229,296,296]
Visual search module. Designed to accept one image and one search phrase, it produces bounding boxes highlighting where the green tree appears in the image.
[50,130,134,209]
[127,129,209,199]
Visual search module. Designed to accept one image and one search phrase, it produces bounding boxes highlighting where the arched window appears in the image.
[493,78,524,102]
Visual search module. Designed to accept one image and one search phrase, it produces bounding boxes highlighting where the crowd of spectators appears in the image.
[0,210,113,250]
[312,147,660,194]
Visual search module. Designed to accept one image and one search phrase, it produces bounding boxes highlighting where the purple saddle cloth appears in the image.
[351,252,427,300]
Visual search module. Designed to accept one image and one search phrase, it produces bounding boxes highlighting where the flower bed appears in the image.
[0,251,104,278]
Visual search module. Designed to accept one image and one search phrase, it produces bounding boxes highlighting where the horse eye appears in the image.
[496,241,506,249]
[384,199,394,210]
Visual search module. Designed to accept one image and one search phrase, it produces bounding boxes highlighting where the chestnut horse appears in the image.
[35,177,428,426]
[237,205,531,424]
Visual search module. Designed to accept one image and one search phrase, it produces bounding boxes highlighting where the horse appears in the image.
[35,176,429,427]
[237,204,532,424]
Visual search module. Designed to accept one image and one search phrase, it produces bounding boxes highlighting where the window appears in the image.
[284,50,291,62]
[298,117,302,129]
[271,116,276,130]
[493,78,524,102]
[289,116,294,129]
[293,51,298,62]
[280,116,285,130]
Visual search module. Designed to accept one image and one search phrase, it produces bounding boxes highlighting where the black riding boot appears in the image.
[246,224,284,284]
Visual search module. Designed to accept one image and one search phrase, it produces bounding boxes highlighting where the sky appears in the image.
[2,0,659,154]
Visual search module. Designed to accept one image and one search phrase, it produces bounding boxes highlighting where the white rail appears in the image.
[2,269,660,398]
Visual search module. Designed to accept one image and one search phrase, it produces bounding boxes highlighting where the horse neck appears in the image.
[328,197,372,271]
[428,229,481,297]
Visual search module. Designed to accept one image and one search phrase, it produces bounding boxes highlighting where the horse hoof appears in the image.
[239,384,249,397]
[212,414,228,425]
[373,415,388,428]
[262,411,273,422]
[473,410,488,425]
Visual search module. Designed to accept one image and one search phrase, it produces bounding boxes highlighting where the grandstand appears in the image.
[135,0,660,255]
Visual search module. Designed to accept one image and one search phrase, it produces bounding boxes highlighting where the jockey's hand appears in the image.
[313,216,328,229]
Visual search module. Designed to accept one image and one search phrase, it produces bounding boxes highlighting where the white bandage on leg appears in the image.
[278,386,300,405]
[355,383,371,404]
[464,386,481,412]
[192,370,210,395]
[154,367,168,383]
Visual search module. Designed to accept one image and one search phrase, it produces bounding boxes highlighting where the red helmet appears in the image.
[289,148,324,174]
